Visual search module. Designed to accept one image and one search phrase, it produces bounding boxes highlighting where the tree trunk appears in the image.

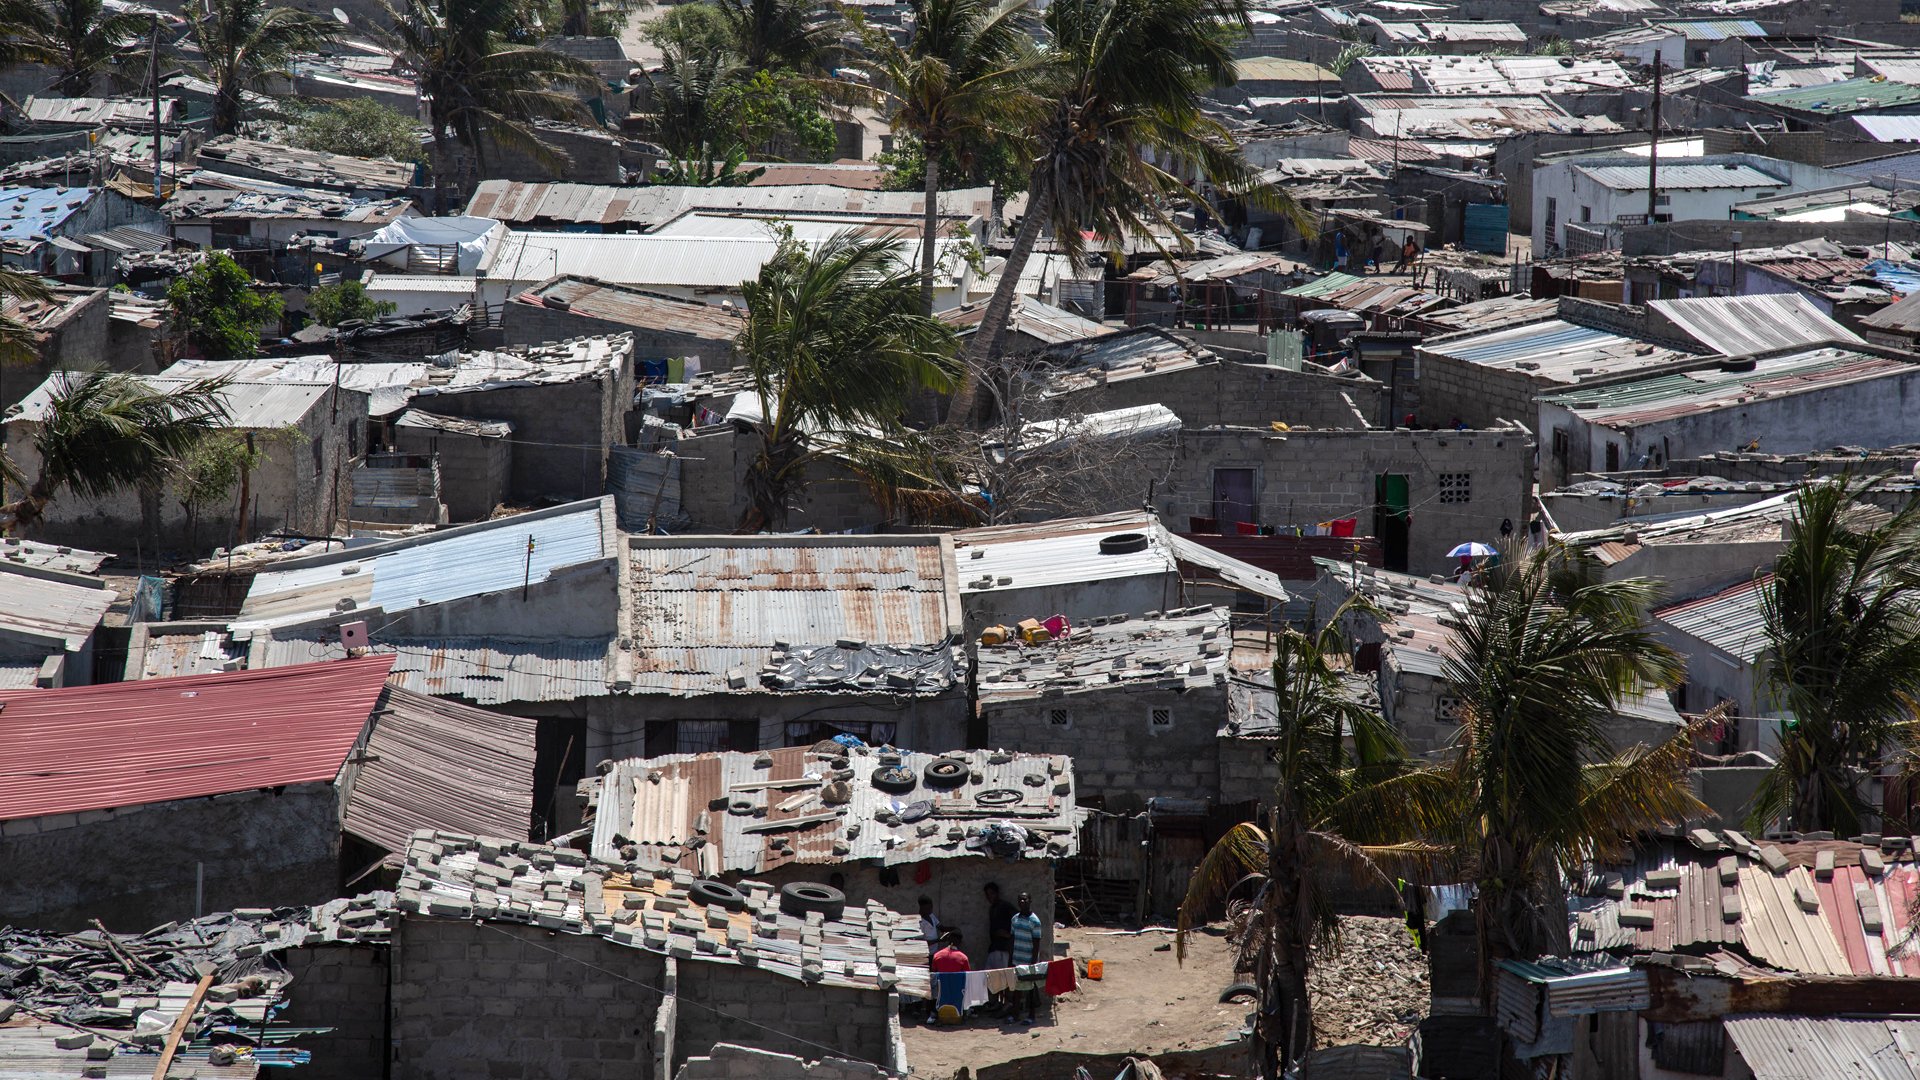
[738,426,802,533]
[920,140,942,317]
[944,172,1047,427]
[1259,811,1316,1078]
[430,111,456,215]
[235,436,252,545]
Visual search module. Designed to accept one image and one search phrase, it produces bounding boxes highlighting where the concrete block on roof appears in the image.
[1816,850,1835,880]
[1794,880,1819,912]
[1722,893,1742,922]
[1689,828,1723,851]
[1616,907,1654,928]
[1645,867,1681,890]
[53,1032,93,1049]
[1719,856,1740,885]
[1865,848,1886,876]
[1759,846,1790,874]
[1858,885,1884,933]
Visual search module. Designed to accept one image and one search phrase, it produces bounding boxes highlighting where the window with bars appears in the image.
[1148,706,1173,733]
[1438,473,1471,504]
[1436,695,1466,725]
[1048,707,1072,730]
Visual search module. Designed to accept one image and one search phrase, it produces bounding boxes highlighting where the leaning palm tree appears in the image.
[713,0,842,73]
[734,230,959,531]
[1751,476,1920,836]
[0,267,54,368]
[19,0,152,97]
[646,38,742,164]
[947,0,1307,422]
[1409,547,1700,986]
[0,370,230,535]
[860,0,1044,313]
[191,0,339,135]
[1176,605,1438,1079]
[385,0,599,210]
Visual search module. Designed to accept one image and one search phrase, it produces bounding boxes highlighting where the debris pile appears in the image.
[1307,916,1428,1047]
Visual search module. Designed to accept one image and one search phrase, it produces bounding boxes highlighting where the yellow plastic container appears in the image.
[1086,958,1104,980]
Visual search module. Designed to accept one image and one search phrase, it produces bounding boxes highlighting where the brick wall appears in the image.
[670,427,894,533]
[1216,738,1278,806]
[1054,361,1380,431]
[390,917,663,1080]
[1408,351,1545,431]
[583,691,971,762]
[981,683,1228,805]
[671,962,890,1068]
[1160,426,1535,578]
[0,782,342,932]
[277,945,389,1080]
[391,427,511,522]
[416,377,619,504]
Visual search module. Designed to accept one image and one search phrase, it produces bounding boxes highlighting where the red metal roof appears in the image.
[0,656,396,821]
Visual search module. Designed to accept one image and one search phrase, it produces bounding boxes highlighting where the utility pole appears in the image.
[150,13,162,201]
[1647,50,1662,225]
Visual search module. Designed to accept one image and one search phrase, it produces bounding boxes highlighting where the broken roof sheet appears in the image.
[938,295,1106,344]
[0,656,394,822]
[341,686,536,855]
[588,744,1079,877]
[1541,346,1917,427]
[1351,95,1618,139]
[977,606,1230,702]
[1751,76,1920,114]
[192,136,415,192]
[1649,294,1864,355]
[0,534,109,573]
[398,831,933,995]
[1724,1016,1920,1080]
[621,534,960,696]
[253,635,612,704]
[237,498,615,632]
[480,230,970,290]
[1362,54,1632,95]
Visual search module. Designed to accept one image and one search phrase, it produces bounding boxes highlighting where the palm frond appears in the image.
[1176,820,1267,964]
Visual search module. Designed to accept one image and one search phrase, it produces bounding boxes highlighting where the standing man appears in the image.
[1009,892,1046,1024]
[918,896,942,944]
[983,883,1015,970]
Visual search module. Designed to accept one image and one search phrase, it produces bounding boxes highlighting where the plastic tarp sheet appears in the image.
[363,215,502,275]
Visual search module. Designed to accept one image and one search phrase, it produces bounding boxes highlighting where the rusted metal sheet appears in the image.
[342,687,537,854]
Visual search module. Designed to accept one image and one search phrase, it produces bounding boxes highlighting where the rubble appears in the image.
[1306,916,1428,1048]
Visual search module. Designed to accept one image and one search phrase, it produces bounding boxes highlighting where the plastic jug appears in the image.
[1086,958,1104,980]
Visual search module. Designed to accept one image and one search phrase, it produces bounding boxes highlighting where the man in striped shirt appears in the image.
[1009,892,1046,1024]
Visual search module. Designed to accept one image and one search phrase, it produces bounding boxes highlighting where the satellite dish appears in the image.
[332,6,349,23]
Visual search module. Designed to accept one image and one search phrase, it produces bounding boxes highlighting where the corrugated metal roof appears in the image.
[978,607,1230,701]
[1423,318,1696,381]
[1284,271,1366,298]
[1724,1015,1920,1080]
[939,295,1106,344]
[1417,294,1558,332]
[11,374,330,428]
[399,832,934,995]
[256,635,612,704]
[1854,114,1920,143]
[518,275,745,338]
[238,498,614,630]
[481,230,969,290]
[193,136,415,192]
[1654,575,1770,662]
[1649,295,1864,355]
[0,656,394,821]
[1750,76,1920,114]
[466,180,993,229]
[133,628,246,679]
[0,567,113,650]
[623,535,958,696]
[1542,347,1914,426]
[341,686,536,854]
[952,511,1176,593]
[1656,18,1766,38]
[589,745,1079,875]
[1578,163,1786,191]
[1237,56,1340,82]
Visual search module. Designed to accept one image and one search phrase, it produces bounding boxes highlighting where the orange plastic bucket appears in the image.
[1086,958,1104,980]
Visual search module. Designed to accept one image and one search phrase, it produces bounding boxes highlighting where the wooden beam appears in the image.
[151,966,215,1080]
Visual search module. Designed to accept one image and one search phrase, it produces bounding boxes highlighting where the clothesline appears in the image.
[928,959,1079,1011]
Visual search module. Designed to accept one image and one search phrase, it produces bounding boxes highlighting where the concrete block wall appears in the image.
[757,856,1054,972]
[1216,737,1278,806]
[391,917,663,1080]
[1056,361,1381,431]
[417,377,616,504]
[980,683,1229,805]
[391,427,511,522]
[1160,427,1534,578]
[276,945,389,1080]
[670,427,892,533]
[584,691,970,763]
[498,305,738,370]
[0,782,342,932]
[677,1043,892,1080]
[1408,351,1543,432]
[1382,665,1455,760]
[671,962,889,1069]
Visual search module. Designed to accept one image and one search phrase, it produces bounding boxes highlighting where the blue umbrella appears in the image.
[1447,542,1498,558]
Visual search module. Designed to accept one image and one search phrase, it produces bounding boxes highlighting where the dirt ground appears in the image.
[901,924,1251,1080]
[901,917,1430,1079]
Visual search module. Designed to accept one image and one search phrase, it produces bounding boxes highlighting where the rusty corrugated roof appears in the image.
[0,656,395,821]
[342,687,537,854]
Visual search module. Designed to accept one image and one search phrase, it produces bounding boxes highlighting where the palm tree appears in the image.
[860,0,1043,314]
[18,0,151,98]
[713,0,842,73]
[0,370,230,535]
[945,0,1306,423]
[1751,477,1920,836]
[0,267,54,368]
[385,0,599,210]
[1176,605,1437,1078]
[646,37,742,164]
[1414,547,1701,984]
[734,231,959,531]
[191,0,340,135]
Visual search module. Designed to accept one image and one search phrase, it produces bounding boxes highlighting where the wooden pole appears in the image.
[152,968,215,1080]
